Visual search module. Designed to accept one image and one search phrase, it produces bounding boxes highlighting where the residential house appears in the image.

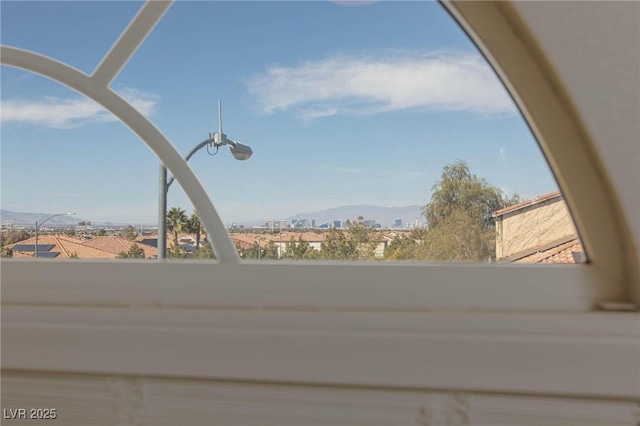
[9,235,158,259]
[492,191,584,263]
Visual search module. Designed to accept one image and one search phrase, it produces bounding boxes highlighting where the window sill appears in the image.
[2,303,638,400]
[0,260,619,312]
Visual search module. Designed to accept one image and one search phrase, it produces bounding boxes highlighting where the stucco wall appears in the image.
[496,198,577,259]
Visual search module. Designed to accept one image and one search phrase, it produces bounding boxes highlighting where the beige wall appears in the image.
[374,241,387,259]
[496,198,577,259]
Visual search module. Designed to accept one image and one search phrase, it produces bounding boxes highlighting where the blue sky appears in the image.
[1,1,558,225]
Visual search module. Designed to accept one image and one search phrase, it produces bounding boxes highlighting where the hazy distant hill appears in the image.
[285,204,424,227]
[2,205,425,229]
[0,209,83,226]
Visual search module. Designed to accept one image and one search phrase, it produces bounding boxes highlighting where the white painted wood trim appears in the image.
[443,0,640,303]
[91,1,171,85]
[0,260,616,312]
[2,306,639,400]
[2,371,639,426]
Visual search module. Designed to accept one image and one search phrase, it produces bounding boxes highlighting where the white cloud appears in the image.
[119,88,159,117]
[0,87,159,129]
[499,146,507,162]
[247,52,516,120]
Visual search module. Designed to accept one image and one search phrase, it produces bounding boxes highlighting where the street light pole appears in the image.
[35,212,76,258]
[157,101,253,259]
[157,163,168,259]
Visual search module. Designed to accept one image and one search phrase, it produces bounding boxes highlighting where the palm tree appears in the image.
[186,212,202,249]
[410,226,429,243]
[167,207,188,255]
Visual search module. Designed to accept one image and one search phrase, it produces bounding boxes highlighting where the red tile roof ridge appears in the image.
[116,236,130,251]
[514,236,582,264]
[300,232,325,242]
[8,236,54,248]
[52,235,71,258]
[55,235,86,248]
[534,238,579,262]
[55,234,82,242]
[539,239,584,264]
[492,191,562,217]
[81,236,128,254]
[65,237,119,258]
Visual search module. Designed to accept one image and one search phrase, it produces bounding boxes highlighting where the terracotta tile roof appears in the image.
[230,233,260,246]
[297,232,325,243]
[492,191,562,217]
[82,236,130,254]
[514,236,585,264]
[126,240,157,258]
[232,237,255,250]
[53,235,119,259]
[9,235,117,259]
[8,235,157,259]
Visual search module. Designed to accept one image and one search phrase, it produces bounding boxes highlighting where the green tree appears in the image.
[320,228,357,260]
[346,216,382,260]
[321,217,382,261]
[263,240,279,259]
[186,212,202,249]
[283,236,318,260]
[167,207,188,259]
[400,160,521,262]
[1,246,13,258]
[420,209,492,261]
[239,242,261,259]
[168,240,185,259]
[424,160,519,229]
[384,227,432,260]
[195,239,214,259]
[96,229,107,236]
[116,244,146,259]
[121,225,138,241]
[69,251,80,259]
[1,230,30,248]
[384,234,420,260]
[410,227,429,242]
[283,237,298,259]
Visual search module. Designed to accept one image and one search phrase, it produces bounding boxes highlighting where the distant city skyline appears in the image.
[1,1,558,224]
[1,203,425,229]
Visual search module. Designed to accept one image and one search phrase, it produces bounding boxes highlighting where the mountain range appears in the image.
[2,204,425,228]
[1,210,83,226]
[0,210,129,227]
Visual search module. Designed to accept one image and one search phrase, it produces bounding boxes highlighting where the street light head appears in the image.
[211,103,252,160]
[229,141,253,161]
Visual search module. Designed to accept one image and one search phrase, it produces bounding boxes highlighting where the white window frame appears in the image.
[2,0,639,402]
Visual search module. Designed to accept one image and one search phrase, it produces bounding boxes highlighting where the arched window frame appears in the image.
[2,0,639,401]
